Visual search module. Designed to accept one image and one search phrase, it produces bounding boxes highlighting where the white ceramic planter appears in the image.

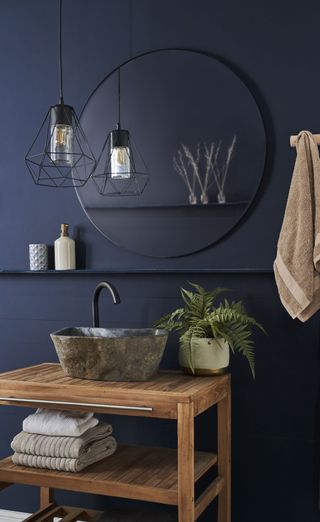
[179,337,230,375]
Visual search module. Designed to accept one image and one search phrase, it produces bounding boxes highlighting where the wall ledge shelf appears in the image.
[86,201,250,210]
[0,268,273,275]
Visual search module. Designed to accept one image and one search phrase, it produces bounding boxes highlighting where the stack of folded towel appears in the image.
[11,409,117,473]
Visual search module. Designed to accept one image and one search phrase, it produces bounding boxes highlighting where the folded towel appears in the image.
[11,422,113,459]
[23,409,98,436]
[274,130,320,321]
[12,435,117,473]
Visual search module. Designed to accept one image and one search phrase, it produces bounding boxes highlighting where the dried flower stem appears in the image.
[173,136,236,204]
[182,143,205,194]
[214,136,236,190]
[203,142,215,194]
[173,151,196,200]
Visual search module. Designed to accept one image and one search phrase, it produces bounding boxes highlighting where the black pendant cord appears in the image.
[58,0,64,104]
[117,67,121,128]
[129,0,133,59]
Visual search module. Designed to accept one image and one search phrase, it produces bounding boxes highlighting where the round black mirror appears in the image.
[76,49,266,257]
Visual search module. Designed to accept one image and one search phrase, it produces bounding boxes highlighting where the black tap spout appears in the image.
[92,281,121,328]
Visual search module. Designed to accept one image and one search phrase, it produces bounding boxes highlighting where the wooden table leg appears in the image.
[40,487,54,509]
[217,379,231,522]
[177,401,195,522]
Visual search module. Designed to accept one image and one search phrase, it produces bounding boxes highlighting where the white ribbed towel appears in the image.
[23,409,98,436]
[11,423,113,458]
[12,435,117,473]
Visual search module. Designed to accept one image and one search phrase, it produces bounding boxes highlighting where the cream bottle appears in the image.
[54,224,76,270]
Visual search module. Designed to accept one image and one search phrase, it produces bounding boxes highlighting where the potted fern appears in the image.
[155,283,265,378]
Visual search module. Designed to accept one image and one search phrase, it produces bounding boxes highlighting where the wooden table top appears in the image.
[0,363,230,419]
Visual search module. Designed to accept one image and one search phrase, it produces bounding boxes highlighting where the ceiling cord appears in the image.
[59,0,64,104]
[118,67,121,127]
[129,0,133,59]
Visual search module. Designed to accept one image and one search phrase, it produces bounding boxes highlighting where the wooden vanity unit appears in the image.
[0,363,231,522]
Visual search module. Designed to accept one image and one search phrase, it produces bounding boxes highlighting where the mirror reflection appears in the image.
[76,49,266,257]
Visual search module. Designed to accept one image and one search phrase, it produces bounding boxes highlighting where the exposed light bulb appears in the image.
[50,123,74,165]
[110,146,131,178]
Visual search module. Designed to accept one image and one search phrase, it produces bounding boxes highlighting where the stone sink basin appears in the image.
[50,327,168,382]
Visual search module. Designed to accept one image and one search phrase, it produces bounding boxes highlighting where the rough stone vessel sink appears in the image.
[51,327,168,382]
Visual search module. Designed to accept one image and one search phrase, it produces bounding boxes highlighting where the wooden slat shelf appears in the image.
[0,445,217,506]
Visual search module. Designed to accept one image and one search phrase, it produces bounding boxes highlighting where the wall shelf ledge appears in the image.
[0,268,273,275]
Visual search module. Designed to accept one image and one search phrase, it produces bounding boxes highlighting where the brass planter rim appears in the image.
[181,366,228,376]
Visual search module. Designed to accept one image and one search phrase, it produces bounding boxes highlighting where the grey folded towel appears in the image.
[11,422,112,459]
[12,435,117,473]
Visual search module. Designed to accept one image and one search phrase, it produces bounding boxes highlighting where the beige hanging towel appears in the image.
[274,130,320,321]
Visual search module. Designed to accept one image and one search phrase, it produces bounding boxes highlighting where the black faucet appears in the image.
[92,281,121,328]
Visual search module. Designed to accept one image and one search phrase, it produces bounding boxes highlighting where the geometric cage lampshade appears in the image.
[25,103,96,188]
[91,64,149,197]
[91,125,149,197]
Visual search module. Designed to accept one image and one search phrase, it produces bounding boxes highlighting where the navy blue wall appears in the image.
[0,1,319,521]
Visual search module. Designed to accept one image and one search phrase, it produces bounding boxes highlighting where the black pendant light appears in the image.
[92,67,149,196]
[25,0,96,188]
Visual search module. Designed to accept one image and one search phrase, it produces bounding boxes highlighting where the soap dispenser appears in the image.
[54,223,76,270]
